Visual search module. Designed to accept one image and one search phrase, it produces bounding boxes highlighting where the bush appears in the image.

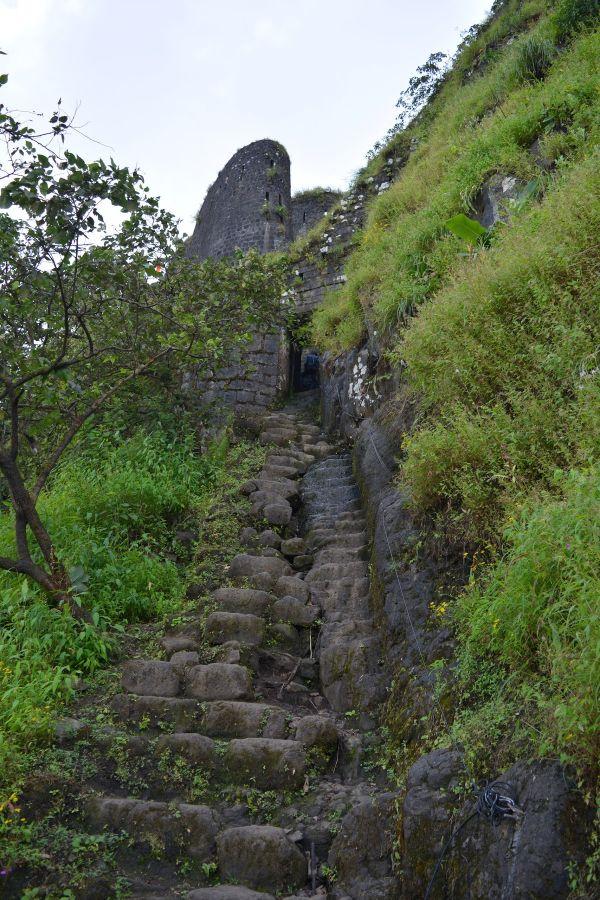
[553,0,600,42]
[512,33,556,82]
[0,421,221,785]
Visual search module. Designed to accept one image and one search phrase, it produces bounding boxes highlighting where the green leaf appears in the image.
[444,213,488,245]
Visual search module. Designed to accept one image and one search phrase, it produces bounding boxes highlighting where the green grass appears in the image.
[450,465,599,771]
[0,421,223,797]
[311,5,599,348]
[400,149,600,543]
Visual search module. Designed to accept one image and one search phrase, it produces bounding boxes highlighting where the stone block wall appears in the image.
[291,189,341,239]
[186,139,293,261]
[185,329,290,421]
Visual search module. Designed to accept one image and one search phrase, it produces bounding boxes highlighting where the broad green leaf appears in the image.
[444,213,488,244]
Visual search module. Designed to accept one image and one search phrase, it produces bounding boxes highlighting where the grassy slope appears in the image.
[310,0,600,828]
[0,420,264,806]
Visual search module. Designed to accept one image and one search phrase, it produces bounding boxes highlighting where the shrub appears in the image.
[400,150,600,542]
[0,421,220,787]
[553,0,600,42]
[512,33,556,83]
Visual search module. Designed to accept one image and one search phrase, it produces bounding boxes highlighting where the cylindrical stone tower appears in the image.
[186,138,292,261]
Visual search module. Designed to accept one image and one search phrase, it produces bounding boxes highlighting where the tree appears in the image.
[0,73,286,617]
[367,51,448,160]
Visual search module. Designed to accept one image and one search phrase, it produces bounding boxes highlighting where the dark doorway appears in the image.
[290,340,320,393]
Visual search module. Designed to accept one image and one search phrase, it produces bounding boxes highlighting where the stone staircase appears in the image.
[51,402,398,898]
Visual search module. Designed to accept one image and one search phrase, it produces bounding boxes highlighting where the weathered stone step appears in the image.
[186,663,253,700]
[223,737,306,789]
[188,888,274,899]
[201,701,288,738]
[121,660,254,701]
[229,553,292,581]
[216,825,307,893]
[245,476,300,500]
[111,693,203,730]
[305,561,368,583]
[158,734,307,790]
[260,464,302,480]
[272,596,320,626]
[86,797,217,861]
[259,429,297,447]
[205,611,266,646]
[212,587,273,616]
[309,533,367,549]
[265,454,309,473]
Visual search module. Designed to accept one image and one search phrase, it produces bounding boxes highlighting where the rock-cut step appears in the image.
[156,733,308,790]
[87,799,307,893]
[121,658,254,701]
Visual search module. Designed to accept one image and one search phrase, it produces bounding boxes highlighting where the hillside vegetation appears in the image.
[312,0,599,797]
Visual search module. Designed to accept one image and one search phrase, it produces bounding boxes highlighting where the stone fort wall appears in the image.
[186,139,293,262]
[185,139,390,419]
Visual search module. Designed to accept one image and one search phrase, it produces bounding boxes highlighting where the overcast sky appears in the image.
[2,0,491,236]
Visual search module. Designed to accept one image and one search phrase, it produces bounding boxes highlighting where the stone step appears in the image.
[261,464,301,480]
[202,700,289,738]
[122,659,180,697]
[273,575,311,603]
[229,554,292,581]
[188,888,275,899]
[222,737,306,789]
[158,734,307,790]
[216,825,307,893]
[185,663,254,701]
[305,562,368,583]
[120,659,255,702]
[259,430,297,447]
[272,596,320,627]
[266,454,309,473]
[205,611,266,647]
[111,693,204,730]
[86,797,217,861]
[212,587,273,616]
[249,477,300,500]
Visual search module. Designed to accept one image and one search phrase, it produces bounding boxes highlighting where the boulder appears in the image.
[280,537,305,556]
[329,793,400,899]
[217,825,307,892]
[258,529,281,548]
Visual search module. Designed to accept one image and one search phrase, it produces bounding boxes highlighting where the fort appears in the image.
[185,137,395,417]
[186,139,341,262]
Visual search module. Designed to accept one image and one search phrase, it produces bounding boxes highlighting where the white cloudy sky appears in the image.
[2,0,491,235]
